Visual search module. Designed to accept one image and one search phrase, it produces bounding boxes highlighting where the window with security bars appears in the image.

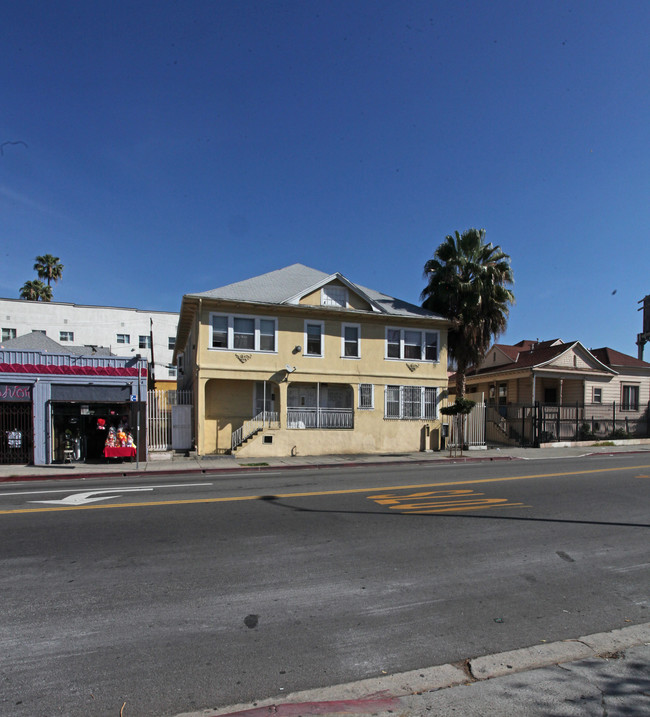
[384,385,437,420]
[359,383,374,409]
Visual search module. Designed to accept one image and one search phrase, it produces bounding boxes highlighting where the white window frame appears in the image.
[168,336,176,350]
[116,333,130,345]
[1,328,16,341]
[358,383,374,409]
[341,323,360,359]
[59,331,74,342]
[593,387,602,404]
[139,335,152,349]
[384,385,438,420]
[321,285,348,308]
[304,320,324,357]
[385,327,439,362]
[167,365,177,377]
[209,313,278,353]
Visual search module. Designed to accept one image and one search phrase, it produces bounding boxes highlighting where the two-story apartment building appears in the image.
[0,298,178,389]
[174,264,450,457]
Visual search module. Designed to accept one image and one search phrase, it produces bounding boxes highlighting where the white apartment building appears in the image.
[0,298,179,386]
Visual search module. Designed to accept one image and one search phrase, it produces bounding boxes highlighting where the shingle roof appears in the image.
[591,347,650,369]
[186,263,444,319]
[0,332,113,356]
[466,339,615,378]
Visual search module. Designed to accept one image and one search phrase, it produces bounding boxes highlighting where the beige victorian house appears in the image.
[173,264,450,457]
[459,339,650,445]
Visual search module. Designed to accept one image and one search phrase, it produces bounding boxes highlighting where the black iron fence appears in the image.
[486,402,649,447]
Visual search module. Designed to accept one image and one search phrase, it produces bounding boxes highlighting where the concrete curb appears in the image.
[178,622,650,717]
[0,454,521,483]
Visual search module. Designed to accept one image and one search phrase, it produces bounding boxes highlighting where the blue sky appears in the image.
[2,1,648,355]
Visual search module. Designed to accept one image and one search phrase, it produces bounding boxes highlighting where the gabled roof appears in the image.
[591,347,650,369]
[185,263,444,319]
[466,339,615,378]
[0,332,113,356]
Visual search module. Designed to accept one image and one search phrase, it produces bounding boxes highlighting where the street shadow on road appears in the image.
[256,495,650,529]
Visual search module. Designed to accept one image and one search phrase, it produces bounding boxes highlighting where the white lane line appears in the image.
[0,482,213,497]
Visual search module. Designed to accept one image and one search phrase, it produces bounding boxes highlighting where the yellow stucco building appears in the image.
[173,264,450,457]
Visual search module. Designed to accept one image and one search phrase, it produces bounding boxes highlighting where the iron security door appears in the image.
[0,402,33,464]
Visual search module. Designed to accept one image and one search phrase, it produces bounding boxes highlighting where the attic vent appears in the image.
[321,286,347,308]
[263,435,273,444]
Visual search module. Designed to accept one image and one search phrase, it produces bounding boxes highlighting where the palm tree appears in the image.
[421,228,515,398]
[33,254,64,287]
[19,280,52,302]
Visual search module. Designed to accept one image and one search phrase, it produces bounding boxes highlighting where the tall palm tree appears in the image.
[421,228,515,398]
[19,279,53,302]
[33,254,64,287]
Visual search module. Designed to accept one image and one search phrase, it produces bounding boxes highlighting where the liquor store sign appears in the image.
[0,384,31,402]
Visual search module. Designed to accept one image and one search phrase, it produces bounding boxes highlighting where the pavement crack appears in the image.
[456,658,478,683]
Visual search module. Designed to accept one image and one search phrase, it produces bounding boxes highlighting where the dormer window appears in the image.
[321,285,347,308]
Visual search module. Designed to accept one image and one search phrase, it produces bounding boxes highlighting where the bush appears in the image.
[610,427,629,439]
[578,423,596,441]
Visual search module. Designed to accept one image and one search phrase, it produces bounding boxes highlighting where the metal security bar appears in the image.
[147,389,192,451]
[0,402,33,464]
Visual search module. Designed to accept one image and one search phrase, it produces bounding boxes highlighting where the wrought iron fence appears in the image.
[485,401,649,447]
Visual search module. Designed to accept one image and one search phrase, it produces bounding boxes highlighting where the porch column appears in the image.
[197,376,208,456]
[277,380,288,429]
[559,378,563,406]
[531,372,536,404]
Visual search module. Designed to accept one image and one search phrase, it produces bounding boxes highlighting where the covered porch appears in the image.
[287,382,354,429]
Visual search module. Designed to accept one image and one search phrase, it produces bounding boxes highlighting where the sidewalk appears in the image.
[176,623,650,717]
[2,442,650,483]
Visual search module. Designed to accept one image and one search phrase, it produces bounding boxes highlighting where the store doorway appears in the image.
[51,403,139,463]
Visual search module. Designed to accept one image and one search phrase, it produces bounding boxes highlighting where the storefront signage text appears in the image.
[0,385,31,402]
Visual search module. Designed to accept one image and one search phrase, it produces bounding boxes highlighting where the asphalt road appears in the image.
[0,455,648,716]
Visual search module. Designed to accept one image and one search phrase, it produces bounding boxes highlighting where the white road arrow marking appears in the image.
[30,487,154,506]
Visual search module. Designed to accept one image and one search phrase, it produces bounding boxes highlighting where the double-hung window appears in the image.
[139,335,152,349]
[359,383,374,409]
[621,385,639,411]
[116,333,130,345]
[210,314,277,352]
[384,385,438,419]
[233,317,255,350]
[342,324,360,358]
[385,328,439,362]
[305,321,324,357]
[2,328,17,341]
[59,331,74,342]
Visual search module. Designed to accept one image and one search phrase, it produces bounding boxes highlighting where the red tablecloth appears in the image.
[103,446,136,458]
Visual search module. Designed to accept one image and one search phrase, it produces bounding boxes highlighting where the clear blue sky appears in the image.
[2,1,648,355]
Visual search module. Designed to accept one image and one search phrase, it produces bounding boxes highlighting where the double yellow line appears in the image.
[1,464,647,515]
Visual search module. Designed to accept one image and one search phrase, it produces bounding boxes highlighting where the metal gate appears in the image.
[0,403,33,464]
[147,389,192,451]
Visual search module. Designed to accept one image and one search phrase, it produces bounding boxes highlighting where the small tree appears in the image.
[19,279,52,301]
[440,397,476,456]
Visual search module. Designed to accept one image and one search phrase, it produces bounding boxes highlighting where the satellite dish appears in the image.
[285,364,296,373]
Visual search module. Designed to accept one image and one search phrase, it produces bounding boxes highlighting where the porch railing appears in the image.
[287,407,354,429]
[231,411,279,452]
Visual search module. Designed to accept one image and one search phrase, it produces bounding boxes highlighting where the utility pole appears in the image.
[637,294,649,360]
